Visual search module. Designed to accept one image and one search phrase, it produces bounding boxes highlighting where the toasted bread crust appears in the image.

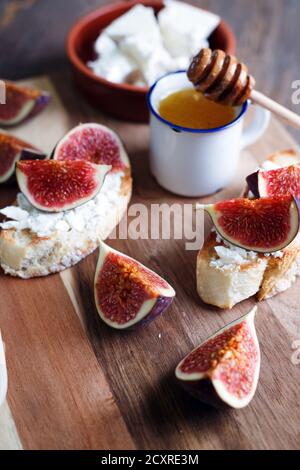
[268,149,298,166]
[197,232,268,309]
[258,239,300,300]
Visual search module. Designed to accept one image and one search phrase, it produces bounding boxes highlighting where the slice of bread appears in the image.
[197,149,300,309]
[0,166,132,279]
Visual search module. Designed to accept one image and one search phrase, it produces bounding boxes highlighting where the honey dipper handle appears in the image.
[250,90,300,130]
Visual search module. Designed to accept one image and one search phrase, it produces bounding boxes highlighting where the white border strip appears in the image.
[0,331,8,407]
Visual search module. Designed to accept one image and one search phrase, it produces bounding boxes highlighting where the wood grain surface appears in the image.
[0,75,300,449]
[0,0,299,143]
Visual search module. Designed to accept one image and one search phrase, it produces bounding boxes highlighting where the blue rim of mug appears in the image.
[147,70,249,134]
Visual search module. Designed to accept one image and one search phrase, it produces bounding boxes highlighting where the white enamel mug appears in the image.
[147,71,270,197]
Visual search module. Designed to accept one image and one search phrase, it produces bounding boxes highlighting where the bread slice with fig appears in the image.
[0,124,132,279]
[196,150,300,309]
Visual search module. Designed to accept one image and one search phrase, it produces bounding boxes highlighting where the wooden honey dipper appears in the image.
[188,48,300,129]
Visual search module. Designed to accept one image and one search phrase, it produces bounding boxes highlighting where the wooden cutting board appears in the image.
[0,74,300,450]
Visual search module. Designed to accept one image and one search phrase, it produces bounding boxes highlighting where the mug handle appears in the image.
[241,104,271,149]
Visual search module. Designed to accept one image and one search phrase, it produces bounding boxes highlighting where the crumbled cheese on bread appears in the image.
[210,228,283,270]
[0,172,122,238]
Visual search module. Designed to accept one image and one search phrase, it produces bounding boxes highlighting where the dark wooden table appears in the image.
[0,0,299,139]
[1,1,300,451]
[1,74,300,450]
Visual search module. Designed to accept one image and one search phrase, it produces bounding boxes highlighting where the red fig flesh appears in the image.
[0,82,50,126]
[94,242,175,330]
[247,165,300,199]
[196,196,299,253]
[53,123,129,171]
[176,307,260,409]
[16,160,111,212]
[0,133,46,183]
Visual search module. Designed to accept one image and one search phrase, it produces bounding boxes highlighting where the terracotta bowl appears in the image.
[66,0,236,122]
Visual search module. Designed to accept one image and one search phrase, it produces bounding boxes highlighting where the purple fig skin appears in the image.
[50,137,64,159]
[176,377,230,410]
[246,171,260,198]
[19,148,47,161]
[294,196,300,222]
[123,296,174,331]
[0,92,51,127]
[27,92,51,121]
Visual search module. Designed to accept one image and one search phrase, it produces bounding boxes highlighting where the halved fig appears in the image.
[0,132,46,183]
[176,307,260,409]
[247,164,300,199]
[16,160,111,212]
[0,81,50,126]
[52,123,129,171]
[94,242,175,330]
[196,196,300,253]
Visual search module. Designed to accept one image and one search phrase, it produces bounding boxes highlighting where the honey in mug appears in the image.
[158,88,236,129]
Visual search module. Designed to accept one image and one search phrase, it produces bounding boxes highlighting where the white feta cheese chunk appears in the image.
[120,34,190,85]
[211,227,284,268]
[105,4,160,43]
[190,36,209,57]
[170,55,191,70]
[264,251,284,259]
[215,245,247,265]
[142,44,175,85]
[0,221,19,230]
[0,206,28,221]
[119,34,161,70]
[65,211,85,232]
[88,48,137,84]
[158,0,219,58]
[88,2,219,86]
[27,213,63,237]
[94,33,117,56]
[55,220,70,232]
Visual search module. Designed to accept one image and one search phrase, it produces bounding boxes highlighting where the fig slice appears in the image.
[175,306,260,409]
[247,164,300,199]
[52,123,129,171]
[16,160,111,212]
[94,242,176,330]
[0,81,50,126]
[196,196,300,253]
[0,132,46,183]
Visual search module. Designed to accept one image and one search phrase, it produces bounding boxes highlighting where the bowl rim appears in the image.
[66,0,236,95]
